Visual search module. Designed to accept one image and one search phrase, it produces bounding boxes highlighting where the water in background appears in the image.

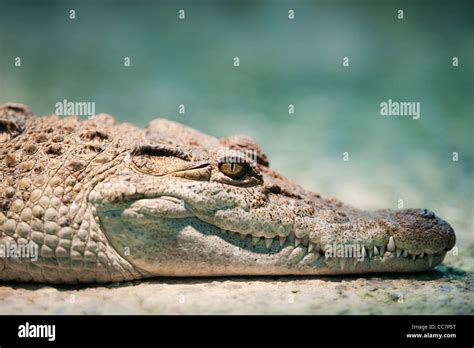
[1,0,472,244]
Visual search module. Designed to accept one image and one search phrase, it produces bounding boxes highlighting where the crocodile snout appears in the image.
[387,208,456,256]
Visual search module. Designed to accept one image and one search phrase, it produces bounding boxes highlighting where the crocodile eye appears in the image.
[219,162,248,179]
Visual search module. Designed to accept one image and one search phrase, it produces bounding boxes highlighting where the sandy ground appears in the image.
[0,245,472,315]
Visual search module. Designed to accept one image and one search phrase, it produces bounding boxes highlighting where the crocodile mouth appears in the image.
[98,196,450,274]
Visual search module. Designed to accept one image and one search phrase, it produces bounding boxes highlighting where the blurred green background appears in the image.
[0,0,472,244]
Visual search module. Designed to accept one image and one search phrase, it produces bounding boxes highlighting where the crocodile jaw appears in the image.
[96,191,455,276]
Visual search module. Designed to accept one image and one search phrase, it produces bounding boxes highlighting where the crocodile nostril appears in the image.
[419,208,435,219]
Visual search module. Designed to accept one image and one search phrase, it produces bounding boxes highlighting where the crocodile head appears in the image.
[92,119,456,276]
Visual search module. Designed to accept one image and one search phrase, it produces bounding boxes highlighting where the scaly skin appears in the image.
[0,103,456,283]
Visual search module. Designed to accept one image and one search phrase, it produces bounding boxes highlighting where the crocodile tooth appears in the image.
[411,254,416,261]
[387,236,395,252]
[301,253,319,265]
[361,246,367,260]
[239,234,247,241]
[419,252,424,259]
[340,258,347,270]
[427,254,433,267]
[308,243,314,253]
[402,250,408,258]
[379,246,385,257]
[295,238,302,247]
[373,246,379,256]
[396,248,402,257]
[279,236,286,247]
[265,238,273,249]
[368,248,373,258]
[353,258,358,266]
[252,236,260,246]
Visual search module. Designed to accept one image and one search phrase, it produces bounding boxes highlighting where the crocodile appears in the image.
[0,103,456,284]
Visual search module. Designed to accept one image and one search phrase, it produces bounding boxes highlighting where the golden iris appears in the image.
[219,162,248,179]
